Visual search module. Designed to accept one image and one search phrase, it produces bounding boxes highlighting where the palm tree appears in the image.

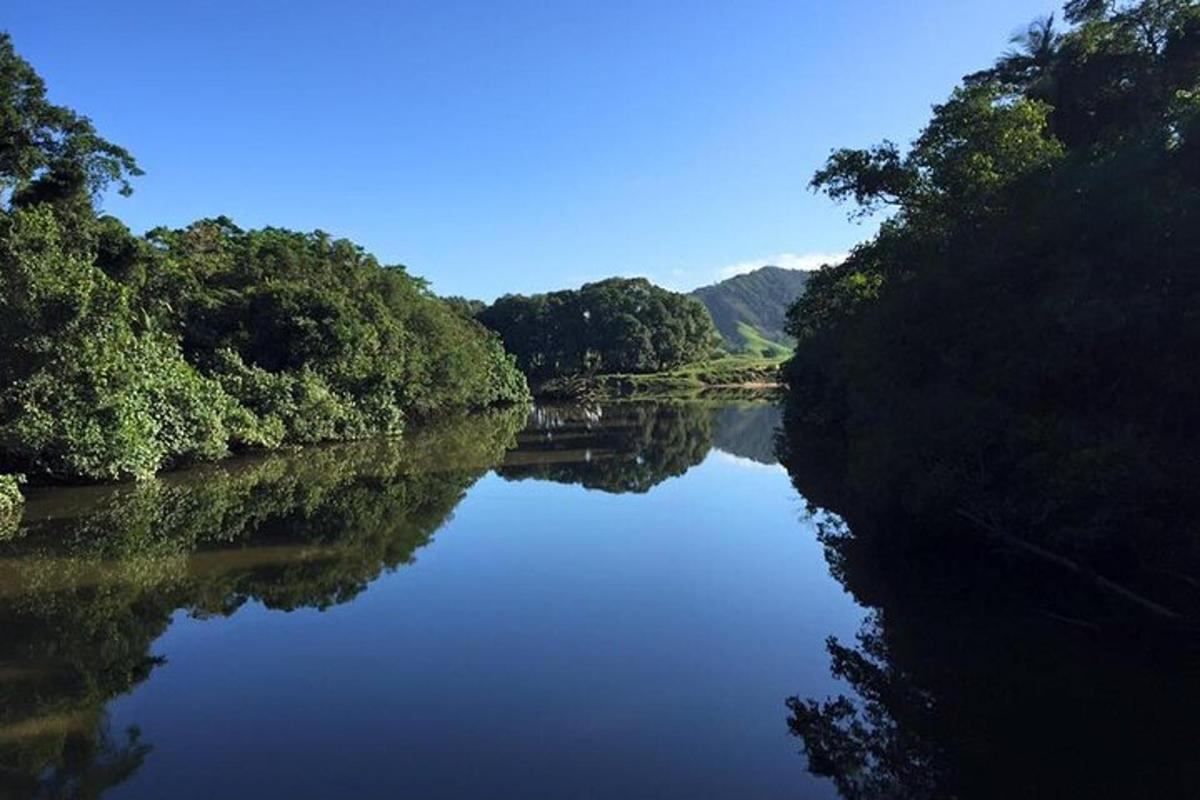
[965,14,1061,102]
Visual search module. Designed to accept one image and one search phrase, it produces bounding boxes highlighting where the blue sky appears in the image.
[6,0,1052,299]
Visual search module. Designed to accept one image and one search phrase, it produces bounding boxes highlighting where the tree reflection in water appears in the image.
[498,401,781,493]
[782,459,1200,800]
[0,408,525,797]
[0,400,787,796]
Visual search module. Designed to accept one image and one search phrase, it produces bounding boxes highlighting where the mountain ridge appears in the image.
[689,265,811,354]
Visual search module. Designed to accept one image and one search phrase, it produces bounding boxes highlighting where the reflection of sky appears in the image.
[107,443,865,800]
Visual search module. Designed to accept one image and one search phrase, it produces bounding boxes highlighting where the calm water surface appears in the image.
[0,401,867,798]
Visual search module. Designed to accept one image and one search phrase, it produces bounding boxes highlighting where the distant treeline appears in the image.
[478,277,723,383]
[0,34,528,486]
[781,0,1200,618]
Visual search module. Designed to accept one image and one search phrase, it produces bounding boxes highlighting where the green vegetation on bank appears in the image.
[690,265,812,352]
[0,34,528,488]
[781,0,1200,617]
[779,7,1200,791]
[537,354,785,401]
[475,276,796,398]
[478,277,723,386]
[0,473,21,538]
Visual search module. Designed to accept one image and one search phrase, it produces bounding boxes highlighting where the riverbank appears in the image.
[533,355,786,402]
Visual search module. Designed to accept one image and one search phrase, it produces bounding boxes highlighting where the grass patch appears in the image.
[735,322,792,358]
[535,354,787,401]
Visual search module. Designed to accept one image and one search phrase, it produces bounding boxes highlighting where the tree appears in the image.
[479,278,722,383]
[0,207,241,480]
[782,0,1200,600]
[0,32,141,207]
[0,33,528,483]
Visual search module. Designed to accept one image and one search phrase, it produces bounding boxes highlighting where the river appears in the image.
[0,401,872,798]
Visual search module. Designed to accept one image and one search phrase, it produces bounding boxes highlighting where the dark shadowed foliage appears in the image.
[781,503,1200,800]
[782,0,1200,604]
[780,3,1200,794]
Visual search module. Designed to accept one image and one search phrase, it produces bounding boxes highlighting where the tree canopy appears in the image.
[0,33,141,207]
[782,0,1200,604]
[0,34,528,484]
[479,277,722,383]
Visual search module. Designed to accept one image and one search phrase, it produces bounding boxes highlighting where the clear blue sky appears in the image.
[5,0,1052,299]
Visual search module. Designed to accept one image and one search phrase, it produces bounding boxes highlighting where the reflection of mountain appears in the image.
[0,409,524,797]
[780,424,1200,798]
[497,403,714,493]
[710,403,781,465]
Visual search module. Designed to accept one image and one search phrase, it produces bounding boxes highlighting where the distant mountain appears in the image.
[690,266,811,354]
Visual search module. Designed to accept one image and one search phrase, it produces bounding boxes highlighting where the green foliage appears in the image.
[442,295,486,318]
[0,33,141,206]
[608,355,784,399]
[0,36,528,483]
[783,0,1200,585]
[0,472,20,511]
[141,219,529,425]
[479,277,722,383]
[0,472,21,538]
[533,354,783,402]
[0,207,242,480]
[690,266,812,351]
[809,82,1064,226]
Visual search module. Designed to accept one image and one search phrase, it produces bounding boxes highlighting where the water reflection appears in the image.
[711,403,782,465]
[0,401,787,796]
[780,434,1200,798]
[0,409,525,797]
[499,401,780,492]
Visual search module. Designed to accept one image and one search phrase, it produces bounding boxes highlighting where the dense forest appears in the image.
[780,0,1200,629]
[690,266,811,355]
[0,34,528,491]
[779,3,1200,791]
[478,278,722,384]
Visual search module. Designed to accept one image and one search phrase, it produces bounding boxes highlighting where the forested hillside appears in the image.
[780,0,1200,616]
[690,266,811,354]
[0,34,528,487]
